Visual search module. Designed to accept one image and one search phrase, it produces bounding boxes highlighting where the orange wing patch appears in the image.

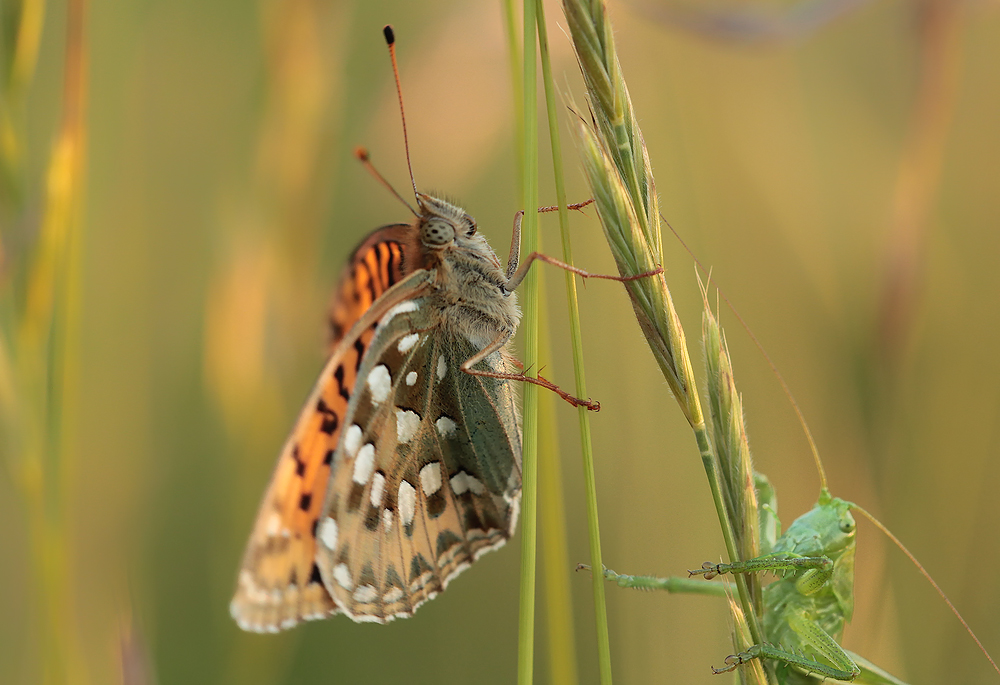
[328,227,411,350]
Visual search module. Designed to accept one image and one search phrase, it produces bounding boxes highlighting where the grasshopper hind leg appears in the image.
[714,607,861,682]
[713,644,859,683]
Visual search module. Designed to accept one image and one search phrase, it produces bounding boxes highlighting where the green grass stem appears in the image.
[536,2,612,683]
[501,0,525,192]
[517,0,541,683]
[536,328,579,685]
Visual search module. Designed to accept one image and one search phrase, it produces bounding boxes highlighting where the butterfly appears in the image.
[230,180,543,630]
[229,23,650,633]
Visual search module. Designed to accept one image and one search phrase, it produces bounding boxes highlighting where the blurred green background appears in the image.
[2,0,999,683]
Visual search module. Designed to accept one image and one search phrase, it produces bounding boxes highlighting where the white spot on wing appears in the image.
[397,333,421,353]
[398,481,416,526]
[266,513,281,536]
[450,471,485,496]
[367,365,391,404]
[381,300,419,326]
[405,371,418,386]
[333,563,353,590]
[318,517,339,549]
[436,355,447,380]
[382,587,404,604]
[352,585,378,603]
[370,472,386,507]
[420,462,442,496]
[383,509,394,532]
[344,424,363,458]
[395,408,421,443]
[353,443,375,484]
[435,416,457,438]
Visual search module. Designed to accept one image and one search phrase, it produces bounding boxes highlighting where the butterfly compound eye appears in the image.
[421,218,455,246]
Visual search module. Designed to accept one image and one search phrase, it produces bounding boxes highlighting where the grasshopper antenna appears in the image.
[667,213,1000,677]
[852,504,1000,677]
[354,147,418,217]
[383,25,419,204]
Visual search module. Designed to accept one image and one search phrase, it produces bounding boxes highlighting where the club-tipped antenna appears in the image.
[355,147,418,217]
[851,504,1000,677]
[383,25,419,203]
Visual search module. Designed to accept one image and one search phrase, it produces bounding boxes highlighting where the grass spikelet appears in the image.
[563,0,699,426]
[701,281,760,584]
[726,591,769,685]
[575,124,699,426]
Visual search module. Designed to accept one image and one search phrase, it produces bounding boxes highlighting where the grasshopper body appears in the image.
[602,481,909,684]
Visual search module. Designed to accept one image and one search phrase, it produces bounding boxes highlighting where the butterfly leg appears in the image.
[504,209,663,290]
[538,199,594,213]
[504,202,595,280]
[460,328,601,411]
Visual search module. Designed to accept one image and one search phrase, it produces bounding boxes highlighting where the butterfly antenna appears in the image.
[851,504,1000,677]
[384,25,419,203]
[354,147,418,217]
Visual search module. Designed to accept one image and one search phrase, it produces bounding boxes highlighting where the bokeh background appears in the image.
[2,0,1000,683]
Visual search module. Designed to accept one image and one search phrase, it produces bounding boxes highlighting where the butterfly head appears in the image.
[416,193,478,249]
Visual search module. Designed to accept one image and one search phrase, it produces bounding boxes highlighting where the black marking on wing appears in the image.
[309,563,323,584]
[426,490,446,518]
[409,553,433,583]
[316,398,339,435]
[334,365,350,401]
[353,339,365,371]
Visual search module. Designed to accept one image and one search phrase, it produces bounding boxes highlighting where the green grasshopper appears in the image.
[587,289,1000,684]
[595,480,908,683]
[595,475,1000,683]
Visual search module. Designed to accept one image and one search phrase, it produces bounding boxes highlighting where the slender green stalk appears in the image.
[501,0,525,193]
[517,0,540,683]
[537,331,579,685]
[536,2,612,683]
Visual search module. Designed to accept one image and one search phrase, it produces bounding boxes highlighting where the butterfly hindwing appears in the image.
[314,300,522,623]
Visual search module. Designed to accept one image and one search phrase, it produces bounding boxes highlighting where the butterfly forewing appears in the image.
[314,301,522,623]
[231,239,427,633]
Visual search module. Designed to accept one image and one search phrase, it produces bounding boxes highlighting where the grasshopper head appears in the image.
[781,489,856,560]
